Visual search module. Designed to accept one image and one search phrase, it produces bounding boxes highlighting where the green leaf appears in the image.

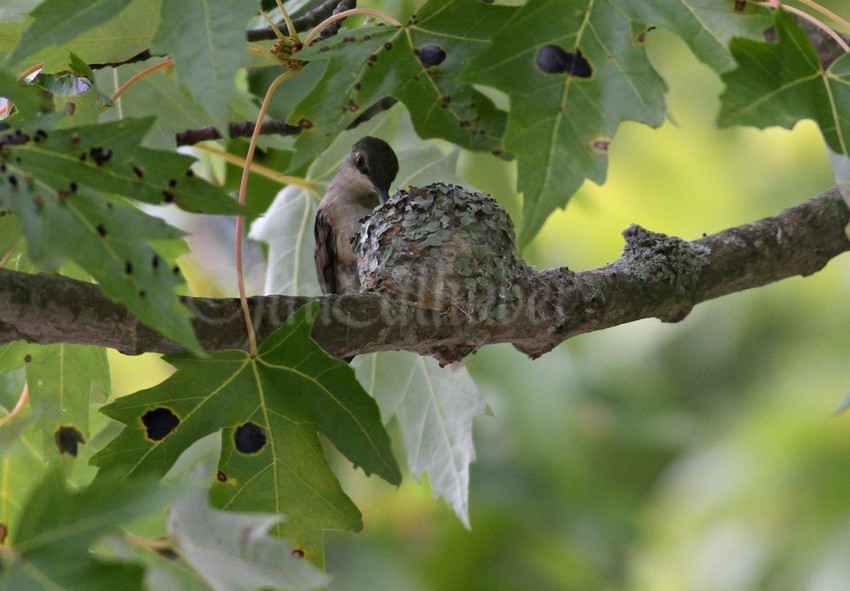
[3,468,181,591]
[151,0,256,128]
[6,0,135,65]
[0,341,111,461]
[1,0,160,71]
[31,57,112,126]
[169,458,330,591]
[719,9,850,156]
[21,343,109,459]
[354,353,490,527]
[462,0,671,247]
[1,118,245,214]
[0,126,205,353]
[287,0,512,171]
[621,1,771,73]
[91,303,401,559]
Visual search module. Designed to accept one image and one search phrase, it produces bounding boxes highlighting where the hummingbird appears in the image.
[314,136,399,295]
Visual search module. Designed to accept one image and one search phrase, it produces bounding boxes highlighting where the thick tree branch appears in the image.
[1,189,847,361]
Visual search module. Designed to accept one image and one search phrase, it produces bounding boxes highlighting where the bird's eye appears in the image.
[354,153,368,175]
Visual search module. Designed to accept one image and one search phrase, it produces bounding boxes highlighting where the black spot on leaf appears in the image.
[89,147,113,166]
[172,265,181,275]
[291,549,305,558]
[168,178,177,188]
[348,99,359,112]
[125,260,133,275]
[162,190,174,203]
[216,470,228,482]
[298,118,313,129]
[155,545,179,560]
[24,354,32,363]
[141,407,180,441]
[69,182,78,192]
[152,254,160,269]
[96,223,107,237]
[417,44,446,67]
[234,422,267,454]
[735,0,746,11]
[54,425,85,457]
[132,166,144,178]
[535,45,593,78]
[384,42,393,51]
[0,523,6,544]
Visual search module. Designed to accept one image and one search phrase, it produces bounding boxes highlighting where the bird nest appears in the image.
[354,183,533,322]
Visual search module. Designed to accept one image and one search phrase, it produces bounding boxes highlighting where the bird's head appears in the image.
[345,136,399,203]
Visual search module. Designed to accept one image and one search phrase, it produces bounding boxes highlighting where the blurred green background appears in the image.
[109,2,850,589]
[322,4,850,591]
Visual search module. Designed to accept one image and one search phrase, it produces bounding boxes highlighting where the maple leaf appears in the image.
[286,0,513,171]
[91,303,400,560]
[719,9,850,156]
[461,0,772,247]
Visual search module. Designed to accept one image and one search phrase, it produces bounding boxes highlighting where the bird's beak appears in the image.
[376,186,390,203]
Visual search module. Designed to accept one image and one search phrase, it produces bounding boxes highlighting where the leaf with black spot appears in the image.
[91,303,400,562]
[288,0,515,170]
[460,0,771,247]
[0,341,109,459]
[0,161,202,354]
[2,118,247,215]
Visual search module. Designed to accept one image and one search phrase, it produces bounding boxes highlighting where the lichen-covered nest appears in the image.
[354,183,533,322]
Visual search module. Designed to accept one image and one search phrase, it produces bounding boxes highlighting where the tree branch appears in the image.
[1,189,847,362]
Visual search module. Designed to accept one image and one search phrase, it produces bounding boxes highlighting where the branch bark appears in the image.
[1,189,847,362]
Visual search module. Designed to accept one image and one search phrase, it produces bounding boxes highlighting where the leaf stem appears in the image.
[0,384,29,427]
[304,8,402,47]
[193,144,316,192]
[236,70,298,356]
[18,62,44,81]
[110,58,174,102]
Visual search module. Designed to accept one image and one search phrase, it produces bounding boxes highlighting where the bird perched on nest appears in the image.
[314,136,399,296]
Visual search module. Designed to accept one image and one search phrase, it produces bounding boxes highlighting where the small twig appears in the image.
[246,0,349,42]
[174,119,302,146]
[313,0,357,44]
[89,50,154,70]
[174,96,400,146]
